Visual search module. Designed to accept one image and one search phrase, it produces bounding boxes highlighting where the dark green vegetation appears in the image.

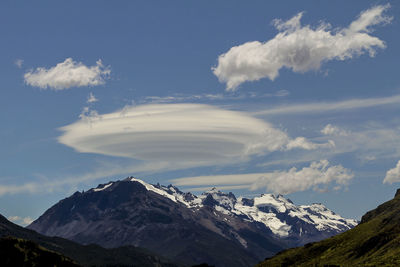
[0,214,178,267]
[0,236,79,267]
[257,189,400,267]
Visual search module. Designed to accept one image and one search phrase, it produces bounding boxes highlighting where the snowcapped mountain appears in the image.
[28,177,357,267]
[201,189,357,245]
[121,177,356,244]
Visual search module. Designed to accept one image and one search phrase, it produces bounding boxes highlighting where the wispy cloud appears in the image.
[286,137,335,150]
[213,5,391,90]
[322,125,400,162]
[24,58,110,90]
[142,94,226,104]
[171,160,353,194]
[321,124,349,136]
[252,94,400,116]
[140,90,289,104]
[261,122,400,168]
[0,183,39,196]
[0,161,173,197]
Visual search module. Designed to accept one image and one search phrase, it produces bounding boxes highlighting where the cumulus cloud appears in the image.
[24,58,110,90]
[383,160,400,184]
[58,103,330,168]
[213,5,391,90]
[172,160,353,194]
[321,124,349,136]
[251,160,353,194]
[7,215,34,226]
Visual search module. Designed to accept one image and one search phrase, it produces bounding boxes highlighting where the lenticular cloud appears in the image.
[213,5,391,91]
[58,103,331,168]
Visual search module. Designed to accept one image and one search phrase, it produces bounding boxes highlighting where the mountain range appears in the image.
[27,177,357,267]
[257,189,400,266]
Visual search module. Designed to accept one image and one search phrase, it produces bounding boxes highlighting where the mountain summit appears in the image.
[28,177,356,267]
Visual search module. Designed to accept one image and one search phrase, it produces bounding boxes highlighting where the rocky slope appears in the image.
[28,177,357,267]
[256,189,400,266]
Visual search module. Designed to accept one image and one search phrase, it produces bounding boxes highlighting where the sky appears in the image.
[1,0,400,226]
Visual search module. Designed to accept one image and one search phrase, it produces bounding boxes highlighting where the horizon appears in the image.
[1,1,400,226]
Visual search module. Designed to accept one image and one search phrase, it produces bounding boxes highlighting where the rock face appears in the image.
[28,177,357,267]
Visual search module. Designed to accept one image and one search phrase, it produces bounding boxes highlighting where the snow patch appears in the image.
[130,177,179,204]
[93,182,113,192]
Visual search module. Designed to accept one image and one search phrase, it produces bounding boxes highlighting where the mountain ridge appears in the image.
[28,176,356,267]
[93,176,357,242]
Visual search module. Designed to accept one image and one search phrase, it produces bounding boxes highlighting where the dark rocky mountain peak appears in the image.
[27,177,357,267]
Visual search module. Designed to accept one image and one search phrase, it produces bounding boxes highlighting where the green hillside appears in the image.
[256,189,400,267]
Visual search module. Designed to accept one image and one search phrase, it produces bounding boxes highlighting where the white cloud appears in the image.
[171,160,353,194]
[87,92,98,103]
[141,90,289,104]
[321,124,349,136]
[383,160,400,184]
[24,58,110,90]
[213,5,391,91]
[14,59,23,68]
[274,90,289,97]
[0,183,38,196]
[58,103,329,168]
[320,125,400,162]
[7,215,20,221]
[251,160,353,194]
[253,94,400,116]
[0,104,334,197]
[286,137,335,150]
[258,121,400,169]
[7,215,34,226]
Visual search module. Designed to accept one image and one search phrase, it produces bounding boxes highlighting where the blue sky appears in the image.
[1,0,400,226]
